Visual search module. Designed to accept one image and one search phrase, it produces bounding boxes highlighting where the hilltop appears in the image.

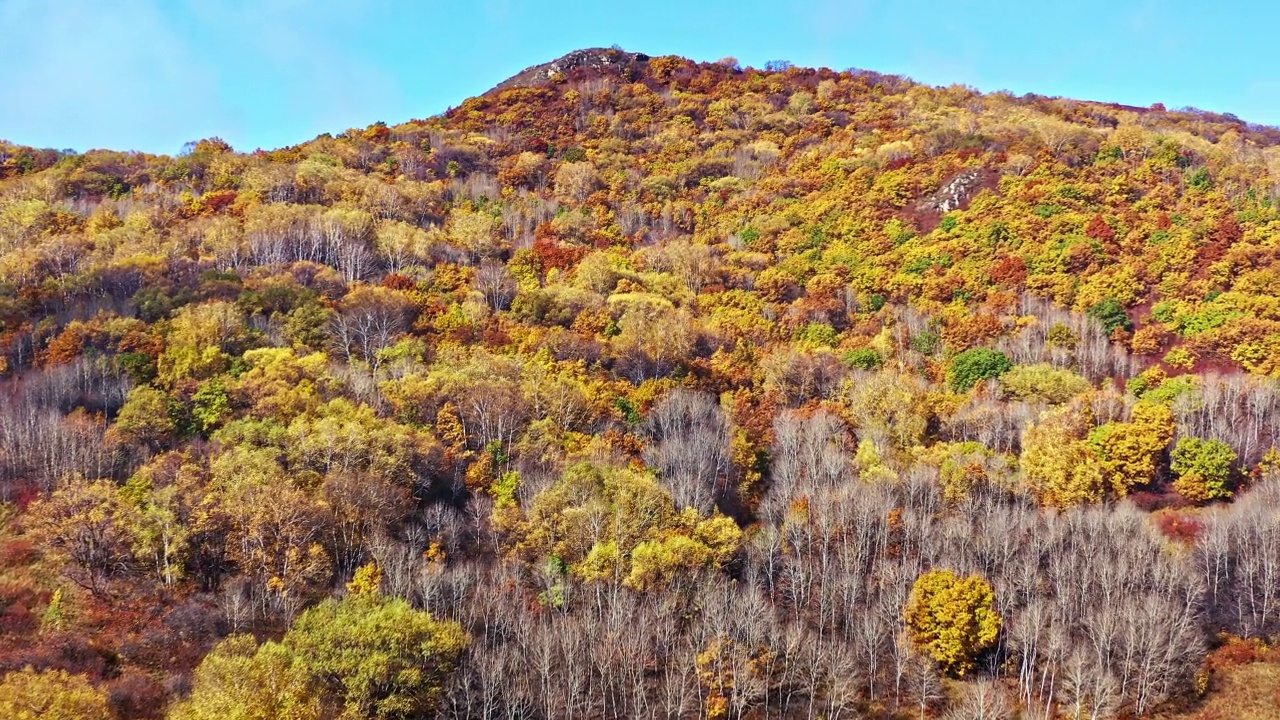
[491,47,653,91]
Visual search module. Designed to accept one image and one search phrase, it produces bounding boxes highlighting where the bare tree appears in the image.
[328,285,414,372]
[473,260,519,311]
[643,389,733,513]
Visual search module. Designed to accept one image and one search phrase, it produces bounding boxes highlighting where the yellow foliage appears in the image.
[904,569,1002,676]
[515,463,741,591]
[1088,401,1174,497]
[0,667,116,720]
[346,562,382,596]
[1020,403,1106,507]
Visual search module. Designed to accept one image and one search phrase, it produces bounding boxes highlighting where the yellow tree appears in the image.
[168,636,321,720]
[25,477,138,595]
[904,569,1002,676]
[282,574,469,719]
[155,301,246,389]
[0,667,116,720]
[1087,401,1174,497]
[1020,404,1106,507]
[515,463,741,591]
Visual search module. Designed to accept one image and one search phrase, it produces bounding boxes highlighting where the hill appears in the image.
[1,50,1280,718]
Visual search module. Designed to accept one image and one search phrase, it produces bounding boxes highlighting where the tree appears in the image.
[445,208,502,258]
[997,363,1090,404]
[155,302,248,388]
[515,463,741,589]
[472,260,518,311]
[1021,404,1105,507]
[553,161,600,203]
[904,569,1002,676]
[1171,436,1237,502]
[642,389,733,513]
[283,575,468,719]
[208,444,332,619]
[1087,401,1174,497]
[120,470,190,586]
[0,667,116,720]
[374,220,435,273]
[168,636,321,720]
[612,301,695,382]
[948,348,1012,393]
[25,477,137,594]
[328,286,414,372]
[109,385,177,452]
[1086,298,1132,335]
[174,574,466,720]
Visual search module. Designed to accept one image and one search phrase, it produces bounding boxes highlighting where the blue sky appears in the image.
[1,1,1275,155]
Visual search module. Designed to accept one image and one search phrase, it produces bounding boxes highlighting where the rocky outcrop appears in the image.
[493,48,651,91]
[922,168,986,214]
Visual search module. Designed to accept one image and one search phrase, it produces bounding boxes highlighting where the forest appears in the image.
[2,47,1280,718]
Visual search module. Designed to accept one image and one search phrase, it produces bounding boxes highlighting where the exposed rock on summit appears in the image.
[493,47,651,91]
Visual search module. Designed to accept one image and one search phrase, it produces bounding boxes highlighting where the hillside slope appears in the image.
[1,50,1280,719]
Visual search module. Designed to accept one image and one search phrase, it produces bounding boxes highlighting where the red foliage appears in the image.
[531,237,589,274]
[117,329,163,359]
[201,190,238,215]
[0,582,44,636]
[381,273,417,291]
[1085,213,1116,243]
[1214,215,1244,246]
[0,538,36,569]
[43,326,84,366]
[1154,510,1204,544]
[1207,636,1280,671]
[941,313,1005,351]
[108,670,168,720]
[524,137,550,155]
[601,428,644,459]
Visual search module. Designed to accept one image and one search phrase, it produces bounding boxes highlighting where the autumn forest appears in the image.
[3,48,1280,718]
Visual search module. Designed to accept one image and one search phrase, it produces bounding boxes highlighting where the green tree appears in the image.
[109,385,178,451]
[904,569,1002,676]
[1171,436,1237,503]
[1086,297,1132,334]
[947,348,1012,392]
[192,377,232,434]
[283,302,334,352]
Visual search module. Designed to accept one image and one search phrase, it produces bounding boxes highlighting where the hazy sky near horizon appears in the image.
[1,0,1276,155]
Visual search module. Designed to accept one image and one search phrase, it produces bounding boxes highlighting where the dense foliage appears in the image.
[2,47,1280,718]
